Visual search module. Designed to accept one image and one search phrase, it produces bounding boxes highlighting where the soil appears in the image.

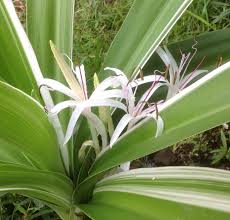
[131,125,230,170]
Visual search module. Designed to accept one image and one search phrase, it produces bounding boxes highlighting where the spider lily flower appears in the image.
[41,42,127,146]
[156,44,208,100]
[106,68,165,148]
[104,67,166,111]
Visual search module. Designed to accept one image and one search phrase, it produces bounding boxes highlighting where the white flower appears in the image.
[41,42,127,146]
[106,68,165,148]
[156,44,208,100]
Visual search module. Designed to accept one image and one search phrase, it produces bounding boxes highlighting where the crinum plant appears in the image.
[1,0,230,219]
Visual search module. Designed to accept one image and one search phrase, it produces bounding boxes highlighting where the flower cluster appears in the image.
[156,43,207,100]
[42,42,206,156]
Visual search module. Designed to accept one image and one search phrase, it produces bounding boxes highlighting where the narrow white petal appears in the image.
[141,105,156,115]
[104,67,129,86]
[92,76,121,94]
[86,99,127,112]
[180,70,208,89]
[156,47,171,66]
[41,79,80,100]
[146,114,164,138]
[166,85,179,100]
[64,107,84,144]
[155,116,164,137]
[110,114,133,147]
[127,115,148,129]
[83,111,108,148]
[140,82,164,103]
[49,100,77,115]
[74,65,88,99]
[91,89,125,100]
[156,47,174,84]
[159,62,230,113]
[134,83,164,114]
[103,67,135,112]
[163,46,179,74]
[141,101,164,115]
[130,75,167,87]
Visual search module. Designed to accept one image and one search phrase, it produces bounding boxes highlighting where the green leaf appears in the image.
[26,0,75,89]
[0,81,64,173]
[90,62,230,175]
[144,29,230,74]
[0,163,73,218]
[100,0,193,79]
[0,0,41,99]
[80,167,230,220]
[26,0,76,174]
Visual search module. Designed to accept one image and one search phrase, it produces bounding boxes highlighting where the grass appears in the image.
[74,0,133,75]
[166,0,230,43]
[74,0,230,74]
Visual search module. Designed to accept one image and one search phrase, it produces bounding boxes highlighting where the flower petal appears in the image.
[146,114,164,138]
[64,106,84,144]
[104,67,129,86]
[103,67,136,113]
[154,115,164,137]
[91,89,125,100]
[74,65,88,99]
[41,78,80,100]
[156,46,175,84]
[180,70,208,89]
[92,76,121,94]
[127,115,148,129]
[130,75,166,87]
[163,46,179,74]
[86,98,127,112]
[49,100,77,115]
[110,114,133,147]
[134,82,165,115]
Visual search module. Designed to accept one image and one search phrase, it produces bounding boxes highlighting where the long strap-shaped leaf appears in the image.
[79,167,230,220]
[0,0,39,97]
[27,0,76,173]
[0,163,73,219]
[0,81,64,173]
[100,0,193,79]
[90,62,230,175]
[26,0,75,83]
[0,0,71,171]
